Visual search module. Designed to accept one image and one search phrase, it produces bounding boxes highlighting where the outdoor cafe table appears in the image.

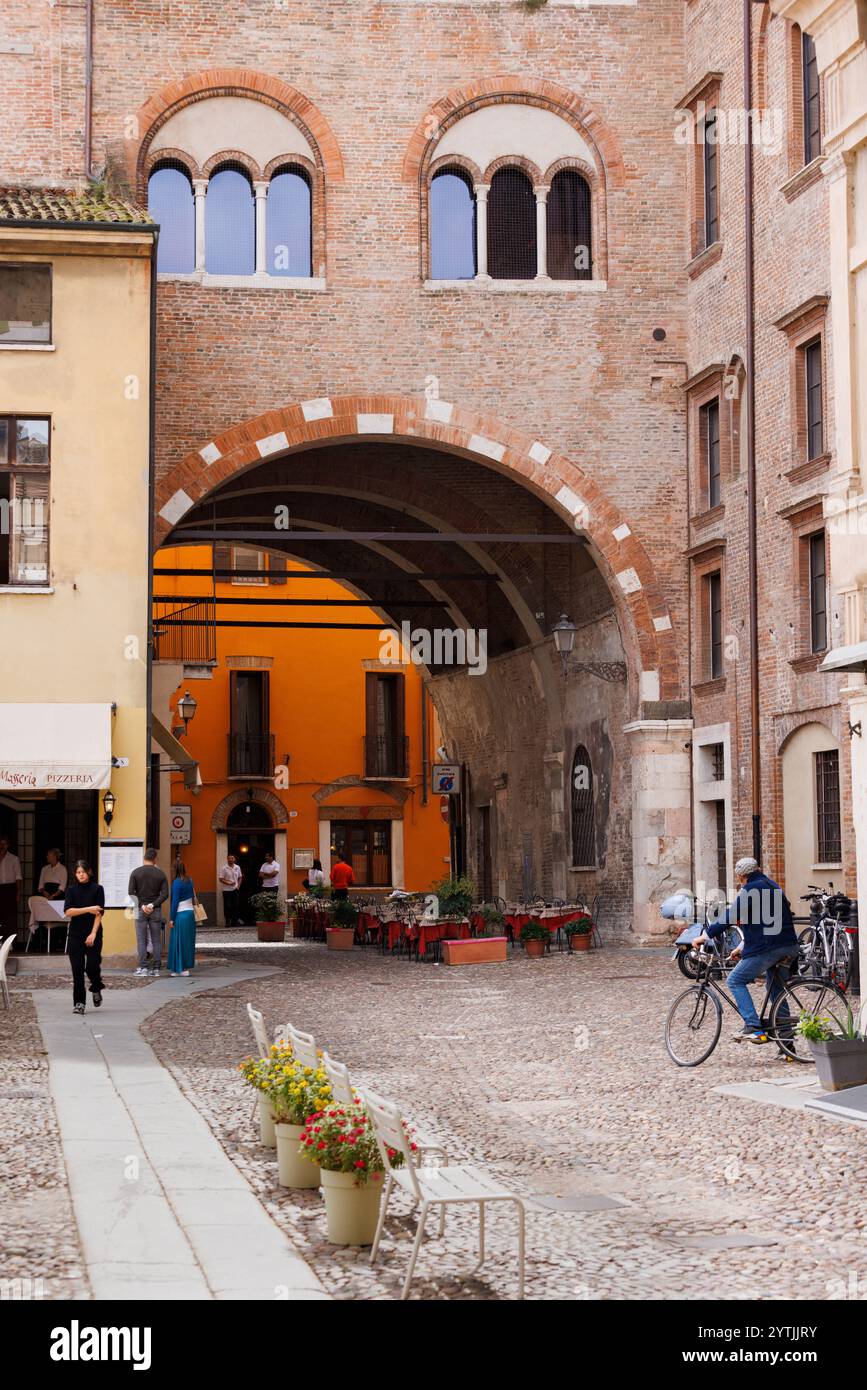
[411,918,471,960]
[26,896,67,952]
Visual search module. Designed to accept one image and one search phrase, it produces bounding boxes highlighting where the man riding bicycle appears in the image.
[693,857,798,1044]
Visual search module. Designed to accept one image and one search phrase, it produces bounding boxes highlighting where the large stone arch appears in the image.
[154,392,681,706]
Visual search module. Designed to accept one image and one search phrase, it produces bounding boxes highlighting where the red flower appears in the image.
[317,1141,326,1150]
[354,1159,366,1169]
[410,1142,418,1152]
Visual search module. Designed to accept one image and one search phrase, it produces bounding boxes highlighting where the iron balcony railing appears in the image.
[363,733,409,779]
[152,599,217,665]
[228,732,275,779]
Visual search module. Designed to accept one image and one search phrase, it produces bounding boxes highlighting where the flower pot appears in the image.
[258,1092,277,1149]
[326,927,355,951]
[442,936,507,966]
[524,938,547,958]
[274,1122,321,1188]
[257,921,285,943]
[569,933,592,952]
[809,1038,867,1092]
[320,1167,383,1246]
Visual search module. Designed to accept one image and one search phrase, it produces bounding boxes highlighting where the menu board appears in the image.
[99,839,144,910]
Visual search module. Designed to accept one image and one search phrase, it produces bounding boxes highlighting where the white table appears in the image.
[26,896,67,953]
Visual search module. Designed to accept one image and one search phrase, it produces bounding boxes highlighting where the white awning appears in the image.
[820,642,867,675]
[0,703,113,791]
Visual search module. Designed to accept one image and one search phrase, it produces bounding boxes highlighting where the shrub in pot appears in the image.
[565,916,593,952]
[249,890,285,943]
[520,921,550,958]
[239,1055,277,1148]
[262,1042,333,1187]
[326,895,358,949]
[300,1101,415,1246]
[430,874,475,921]
[477,903,505,936]
[797,1006,867,1091]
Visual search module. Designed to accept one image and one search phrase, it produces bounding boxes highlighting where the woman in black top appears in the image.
[63,860,105,1014]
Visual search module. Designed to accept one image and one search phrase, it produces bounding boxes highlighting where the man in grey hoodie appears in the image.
[128,849,169,977]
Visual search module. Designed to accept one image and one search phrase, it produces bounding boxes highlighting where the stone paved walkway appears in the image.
[146,940,867,1301]
[24,966,327,1301]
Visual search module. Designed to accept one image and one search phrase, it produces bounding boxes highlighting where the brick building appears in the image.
[1,0,855,937]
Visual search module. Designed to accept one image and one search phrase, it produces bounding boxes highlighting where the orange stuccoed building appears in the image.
[152,544,450,924]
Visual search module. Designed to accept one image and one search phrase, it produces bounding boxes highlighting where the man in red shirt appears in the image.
[330,853,355,899]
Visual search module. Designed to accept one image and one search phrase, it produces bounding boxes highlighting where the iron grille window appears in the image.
[715,800,728,896]
[711,743,725,781]
[803,31,821,165]
[815,749,841,863]
[547,170,591,281]
[701,398,721,507]
[706,571,723,679]
[809,530,827,653]
[805,337,823,460]
[570,744,596,868]
[703,111,719,247]
[488,167,537,280]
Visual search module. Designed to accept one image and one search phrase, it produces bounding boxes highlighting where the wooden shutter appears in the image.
[270,554,288,585]
[213,541,231,574]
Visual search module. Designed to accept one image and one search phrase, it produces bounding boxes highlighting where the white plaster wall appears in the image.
[436,104,594,177]
[151,96,315,169]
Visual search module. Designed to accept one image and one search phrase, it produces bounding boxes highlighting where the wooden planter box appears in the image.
[326,927,355,951]
[257,921,285,943]
[442,936,508,966]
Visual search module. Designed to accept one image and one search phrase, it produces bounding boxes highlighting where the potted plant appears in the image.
[565,915,593,952]
[431,874,475,921]
[250,890,285,943]
[797,1006,867,1091]
[300,1101,413,1245]
[239,1054,277,1149]
[262,1042,333,1187]
[326,895,358,950]
[477,903,505,936]
[520,921,551,958]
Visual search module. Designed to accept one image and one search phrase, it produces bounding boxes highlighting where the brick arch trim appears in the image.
[210,786,290,831]
[154,394,680,701]
[134,68,345,195]
[402,77,627,190]
[313,777,412,805]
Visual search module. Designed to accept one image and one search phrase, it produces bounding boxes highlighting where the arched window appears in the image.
[571,745,596,869]
[547,170,592,281]
[266,166,312,277]
[430,168,476,279]
[148,163,195,273]
[488,167,536,280]
[205,164,255,276]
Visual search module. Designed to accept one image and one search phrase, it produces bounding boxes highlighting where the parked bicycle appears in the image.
[797,883,853,991]
[672,908,743,980]
[665,943,846,1067]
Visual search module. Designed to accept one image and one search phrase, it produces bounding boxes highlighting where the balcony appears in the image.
[227,732,275,779]
[363,733,409,780]
[153,599,216,665]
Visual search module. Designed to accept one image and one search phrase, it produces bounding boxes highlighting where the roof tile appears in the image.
[0,185,152,226]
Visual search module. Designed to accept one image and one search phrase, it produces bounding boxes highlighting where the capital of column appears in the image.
[534,184,551,204]
[822,148,856,184]
[192,178,208,197]
[253,180,269,199]
[473,183,490,203]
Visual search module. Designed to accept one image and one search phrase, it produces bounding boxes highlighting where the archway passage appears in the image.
[154,401,691,937]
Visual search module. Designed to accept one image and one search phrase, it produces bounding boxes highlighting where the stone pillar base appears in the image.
[624,719,693,945]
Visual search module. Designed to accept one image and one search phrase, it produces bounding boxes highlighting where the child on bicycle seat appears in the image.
[693,857,798,1043]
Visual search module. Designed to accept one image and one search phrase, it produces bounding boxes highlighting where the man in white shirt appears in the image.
[38,849,68,900]
[258,851,281,894]
[0,836,23,939]
[218,853,243,927]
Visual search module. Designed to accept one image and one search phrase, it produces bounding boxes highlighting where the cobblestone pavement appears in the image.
[0,992,90,1300]
[144,941,867,1301]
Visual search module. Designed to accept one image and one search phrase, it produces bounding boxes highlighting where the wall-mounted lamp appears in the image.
[176,690,198,737]
[102,789,116,833]
[550,615,627,683]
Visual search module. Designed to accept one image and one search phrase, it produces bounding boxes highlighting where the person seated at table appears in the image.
[38,848,67,900]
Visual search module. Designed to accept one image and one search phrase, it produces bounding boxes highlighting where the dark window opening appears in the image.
[703,111,719,246]
[547,169,592,281]
[815,749,841,863]
[803,31,822,165]
[364,672,407,777]
[0,415,50,586]
[711,743,725,781]
[488,167,537,281]
[700,397,721,507]
[805,337,823,460]
[715,800,728,896]
[809,530,827,653]
[706,571,723,679]
[331,820,392,887]
[228,670,273,777]
[570,744,596,868]
[0,264,51,344]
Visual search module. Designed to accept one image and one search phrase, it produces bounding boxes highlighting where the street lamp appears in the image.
[176,690,198,737]
[550,614,627,683]
[551,613,578,661]
[102,789,115,832]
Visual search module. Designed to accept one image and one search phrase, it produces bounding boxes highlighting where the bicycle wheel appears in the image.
[796,927,820,978]
[828,929,853,991]
[665,985,722,1067]
[769,975,848,1062]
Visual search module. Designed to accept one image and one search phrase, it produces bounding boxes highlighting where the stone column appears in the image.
[624,719,693,944]
[534,185,550,279]
[474,184,490,280]
[254,180,269,277]
[192,178,207,273]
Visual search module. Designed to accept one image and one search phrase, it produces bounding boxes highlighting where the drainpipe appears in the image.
[744,0,763,862]
[146,230,159,844]
[84,0,94,177]
[421,685,429,805]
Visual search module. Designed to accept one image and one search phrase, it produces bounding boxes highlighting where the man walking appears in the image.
[330,850,355,901]
[694,856,798,1043]
[218,852,242,927]
[128,848,169,977]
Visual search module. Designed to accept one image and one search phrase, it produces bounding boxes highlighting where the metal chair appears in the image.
[246,1002,271,1060]
[274,1020,319,1068]
[0,933,16,1009]
[589,894,603,949]
[363,1088,525,1300]
[322,1052,449,1174]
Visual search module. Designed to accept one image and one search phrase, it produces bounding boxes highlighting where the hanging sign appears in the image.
[432,763,461,795]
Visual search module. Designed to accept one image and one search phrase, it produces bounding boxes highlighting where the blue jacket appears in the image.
[706,871,797,959]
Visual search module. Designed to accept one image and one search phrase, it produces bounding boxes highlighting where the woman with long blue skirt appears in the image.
[167,860,197,977]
